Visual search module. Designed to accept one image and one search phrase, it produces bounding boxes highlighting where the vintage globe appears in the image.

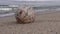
[15,6,35,24]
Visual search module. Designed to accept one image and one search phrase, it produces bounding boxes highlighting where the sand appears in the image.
[0,11,60,34]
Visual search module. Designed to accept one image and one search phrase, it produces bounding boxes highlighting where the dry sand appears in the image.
[0,11,60,34]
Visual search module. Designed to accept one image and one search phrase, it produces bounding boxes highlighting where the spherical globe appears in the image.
[15,6,35,24]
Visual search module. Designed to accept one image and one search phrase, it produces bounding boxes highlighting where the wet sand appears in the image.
[0,11,60,34]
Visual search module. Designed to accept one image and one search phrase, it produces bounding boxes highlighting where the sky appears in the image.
[0,0,60,6]
[0,0,60,1]
[14,0,59,1]
[12,0,53,1]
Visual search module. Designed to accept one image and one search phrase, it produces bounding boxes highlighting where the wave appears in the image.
[0,13,15,17]
[0,7,60,17]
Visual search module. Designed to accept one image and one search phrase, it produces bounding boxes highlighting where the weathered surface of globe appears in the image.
[15,6,35,24]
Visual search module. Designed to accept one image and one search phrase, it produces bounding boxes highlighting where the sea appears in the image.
[0,1,60,17]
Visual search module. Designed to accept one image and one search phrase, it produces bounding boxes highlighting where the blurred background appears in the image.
[0,0,60,17]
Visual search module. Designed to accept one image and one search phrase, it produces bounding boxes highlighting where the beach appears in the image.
[0,10,60,34]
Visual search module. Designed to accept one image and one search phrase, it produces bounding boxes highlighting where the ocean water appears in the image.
[0,1,60,17]
[0,7,60,17]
